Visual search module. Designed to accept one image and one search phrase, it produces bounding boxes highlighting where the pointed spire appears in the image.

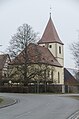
[38,14,64,45]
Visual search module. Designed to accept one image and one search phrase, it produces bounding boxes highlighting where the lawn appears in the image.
[0,98,3,103]
[66,95,79,101]
[70,96,79,100]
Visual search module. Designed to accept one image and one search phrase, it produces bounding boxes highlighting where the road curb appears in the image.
[0,97,19,109]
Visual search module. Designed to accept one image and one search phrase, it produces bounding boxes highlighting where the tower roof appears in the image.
[38,16,64,45]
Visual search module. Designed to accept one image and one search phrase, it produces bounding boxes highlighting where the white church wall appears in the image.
[53,66,64,84]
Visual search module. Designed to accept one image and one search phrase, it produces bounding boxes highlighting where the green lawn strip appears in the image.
[67,95,79,100]
[0,98,3,104]
[71,96,79,100]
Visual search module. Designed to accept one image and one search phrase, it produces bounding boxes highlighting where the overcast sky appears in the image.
[0,0,79,68]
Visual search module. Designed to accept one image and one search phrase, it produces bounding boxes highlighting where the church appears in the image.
[8,14,64,93]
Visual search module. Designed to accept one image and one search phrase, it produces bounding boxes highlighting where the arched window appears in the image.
[58,72,60,83]
[51,70,53,82]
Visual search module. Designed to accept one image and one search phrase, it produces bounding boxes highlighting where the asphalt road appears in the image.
[0,93,79,119]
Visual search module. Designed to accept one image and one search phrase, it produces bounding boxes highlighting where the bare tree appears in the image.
[7,23,55,93]
[71,41,79,67]
[8,24,37,58]
[70,41,79,86]
[8,24,38,85]
[8,24,54,88]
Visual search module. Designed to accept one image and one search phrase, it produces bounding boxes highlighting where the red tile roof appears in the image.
[10,43,62,67]
[38,16,64,45]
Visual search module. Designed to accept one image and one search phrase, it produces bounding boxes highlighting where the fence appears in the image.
[0,84,62,93]
[65,85,79,93]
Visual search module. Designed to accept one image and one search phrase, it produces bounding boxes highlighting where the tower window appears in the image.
[49,45,52,48]
[59,46,61,54]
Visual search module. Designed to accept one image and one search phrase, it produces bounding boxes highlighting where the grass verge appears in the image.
[0,98,3,104]
[68,95,79,100]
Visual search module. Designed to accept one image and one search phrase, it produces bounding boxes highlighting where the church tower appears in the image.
[38,15,64,67]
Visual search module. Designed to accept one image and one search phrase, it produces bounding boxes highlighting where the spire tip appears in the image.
[50,6,52,18]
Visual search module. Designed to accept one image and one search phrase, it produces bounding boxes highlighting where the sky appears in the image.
[0,0,79,68]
